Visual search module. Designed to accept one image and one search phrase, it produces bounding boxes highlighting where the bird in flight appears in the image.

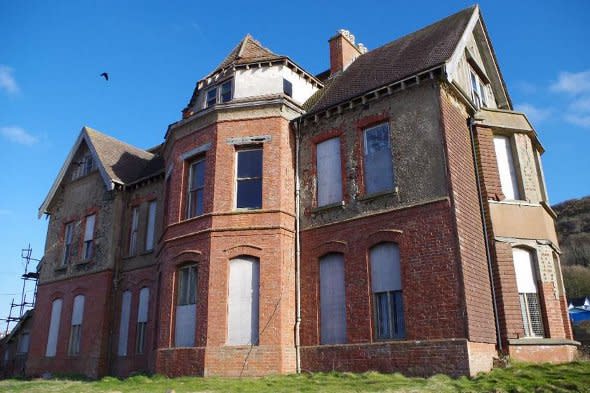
[100,72,109,81]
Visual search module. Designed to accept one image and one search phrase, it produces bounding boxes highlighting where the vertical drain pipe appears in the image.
[468,116,503,352]
[294,118,302,373]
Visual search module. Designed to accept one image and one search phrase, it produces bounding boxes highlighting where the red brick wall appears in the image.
[27,270,113,378]
[329,34,361,75]
[439,87,496,344]
[473,125,504,201]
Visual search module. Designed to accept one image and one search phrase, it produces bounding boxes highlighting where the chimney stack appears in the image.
[329,29,367,75]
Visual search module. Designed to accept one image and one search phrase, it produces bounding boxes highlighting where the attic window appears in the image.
[283,79,293,97]
[470,70,487,109]
[221,80,233,103]
[72,154,94,180]
[206,88,217,108]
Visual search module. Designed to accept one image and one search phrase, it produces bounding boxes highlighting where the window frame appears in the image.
[220,80,233,103]
[362,122,395,196]
[315,136,343,207]
[187,157,206,218]
[493,134,522,201]
[319,253,347,345]
[512,247,545,338]
[129,206,140,256]
[470,69,487,109]
[145,200,157,252]
[235,146,263,210]
[227,256,260,346]
[136,287,149,354]
[68,295,85,356]
[283,78,293,97]
[62,221,75,266]
[46,298,63,357]
[177,265,197,306]
[206,87,217,108]
[82,214,95,261]
[175,264,197,347]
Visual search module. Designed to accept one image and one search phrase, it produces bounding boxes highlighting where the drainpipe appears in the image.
[294,118,302,374]
[468,117,503,352]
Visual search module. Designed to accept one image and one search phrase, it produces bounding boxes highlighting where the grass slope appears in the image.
[1,362,590,393]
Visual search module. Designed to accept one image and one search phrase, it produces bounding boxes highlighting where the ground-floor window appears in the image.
[513,247,544,337]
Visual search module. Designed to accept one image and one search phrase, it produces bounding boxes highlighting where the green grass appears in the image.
[1,362,590,393]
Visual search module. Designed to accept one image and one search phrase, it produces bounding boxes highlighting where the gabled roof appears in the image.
[39,126,164,217]
[212,34,284,74]
[307,6,478,113]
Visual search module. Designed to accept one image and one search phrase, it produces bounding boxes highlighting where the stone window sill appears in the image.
[311,201,345,214]
[508,338,580,346]
[357,188,399,202]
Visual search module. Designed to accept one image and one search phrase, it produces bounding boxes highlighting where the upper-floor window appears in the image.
[470,70,487,109]
[129,206,139,256]
[63,222,75,266]
[82,214,95,260]
[187,158,206,218]
[145,201,157,251]
[493,135,521,200]
[221,80,233,103]
[316,137,343,206]
[283,79,293,97]
[68,295,85,356]
[513,247,544,337]
[319,253,346,344]
[363,123,394,195]
[236,148,263,209]
[206,88,217,108]
[175,265,197,347]
[72,154,94,180]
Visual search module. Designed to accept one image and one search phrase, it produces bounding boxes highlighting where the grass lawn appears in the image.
[1,362,589,393]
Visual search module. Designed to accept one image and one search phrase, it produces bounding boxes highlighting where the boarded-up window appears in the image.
[46,298,62,357]
[117,291,132,356]
[494,135,520,200]
[317,138,343,206]
[175,265,196,347]
[68,295,85,355]
[188,159,206,218]
[370,243,404,339]
[129,207,139,256]
[82,214,95,260]
[319,253,346,344]
[227,257,260,345]
[513,247,544,337]
[136,287,149,354]
[363,123,394,194]
[145,201,157,251]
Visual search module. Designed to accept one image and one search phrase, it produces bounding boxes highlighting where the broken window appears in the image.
[82,214,95,260]
[187,158,206,218]
[363,123,394,195]
[316,137,343,206]
[236,148,263,209]
[494,135,521,200]
[68,295,85,355]
[136,287,149,354]
[470,70,487,109]
[513,247,544,337]
[175,265,197,347]
[227,256,259,345]
[117,290,132,356]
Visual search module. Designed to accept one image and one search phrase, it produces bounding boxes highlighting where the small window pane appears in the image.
[237,179,262,209]
[188,160,206,218]
[283,79,293,97]
[364,124,394,194]
[237,150,262,178]
[236,149,262,209]
[221,81,232,103]
[206,88,217,107]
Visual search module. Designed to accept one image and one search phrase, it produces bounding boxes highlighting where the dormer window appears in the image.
[470,70,487,109]
[221,80,233,103]
[283,79,293,98]
[205,79,233,108]
[206,88,217,108]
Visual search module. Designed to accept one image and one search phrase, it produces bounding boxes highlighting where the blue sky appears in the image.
[0,0,589,326]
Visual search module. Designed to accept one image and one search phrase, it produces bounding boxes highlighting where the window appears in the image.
[136,287,149,354]
[221,80,232,103]
[117,291,132,356]
[129,206,139,256]
[17,333,30,354]
[363,123,394,194]
[83,155,94,176]
[187,159,206,218]
[227,257,259,345]
[316,137,343,206]
[206,88,217,108]
[46,298,62,357]
[62,222,74,266]
[513,247,544,337]
[319,253,346,344]
[145,201,157,251]
[283,79,293,97]
[494,135,521,200]
[175,265,197,347]
[72,154,94,180]
[82,214,95,260]
[370,243,404,339]
[236,148,263,209]
[470,70,487,108]
[68,295,85,355]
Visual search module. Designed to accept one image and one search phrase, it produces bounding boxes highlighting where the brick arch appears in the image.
[71,287,87,297]
[49,291,65,302]
[224,244,263,260]
[312,240,348,259]
[364,229,404,249]
[171,250,203,266]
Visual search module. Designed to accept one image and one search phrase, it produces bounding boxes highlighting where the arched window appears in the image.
[46,298,63,357]
[227,256,260,345]
[117,290,132,356]
[68,295,85,355]
[175,265,197,347]
[513,247,544,337]
[370,243,404,339]
[136,287,149,354]
[319,253,346,344]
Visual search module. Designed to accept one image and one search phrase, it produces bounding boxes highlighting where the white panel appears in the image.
[84,215,95,241]
[138,287,149,323]
[227,257,259,345]
[320,254,347,344]
[494,135,520,200]
[370,243,402,292]
[317,138,343,206]
[513,248,538,293]
[46,298,62,357]
[117,291,132,356]
[131,207,139,230]
[145,201,157,251]
[71,295,85,325]
[175,304,196,347]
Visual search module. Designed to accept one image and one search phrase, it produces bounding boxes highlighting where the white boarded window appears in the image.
[136,287,149,354]
[227,257,259,345]
[129,206,139,256]
[370,243,405,339]
[117,291,132,356]
[513,247,544,337]
[175,265,196,347]
[494,135,520,200]
[319,253,346,344]
[68,295,85,355]
[46,299,62,357]
[82,214,95,260]
[364,123,394,194]
[145,201,157,251]
[317,137,343,206]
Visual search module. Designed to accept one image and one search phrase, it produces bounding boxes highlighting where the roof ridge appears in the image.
[83,126,154,157]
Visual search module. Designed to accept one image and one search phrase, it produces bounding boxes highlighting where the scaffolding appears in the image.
[0,245,40,336]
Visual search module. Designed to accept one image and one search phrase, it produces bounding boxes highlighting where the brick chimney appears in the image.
[329,29,367,75]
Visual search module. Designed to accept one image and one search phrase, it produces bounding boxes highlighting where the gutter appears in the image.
[294,117,302,374]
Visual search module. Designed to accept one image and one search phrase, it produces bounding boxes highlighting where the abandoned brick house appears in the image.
[1,5,578,379]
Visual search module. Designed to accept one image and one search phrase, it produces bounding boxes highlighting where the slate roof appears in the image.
[307,6,476,114]
[212,34,285,74]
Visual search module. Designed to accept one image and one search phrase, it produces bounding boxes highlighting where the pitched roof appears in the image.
[307,6,477,113]
[212,34,284,73]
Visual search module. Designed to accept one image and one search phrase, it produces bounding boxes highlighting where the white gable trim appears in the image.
[445,6,480,83]
[38,127,115,218]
